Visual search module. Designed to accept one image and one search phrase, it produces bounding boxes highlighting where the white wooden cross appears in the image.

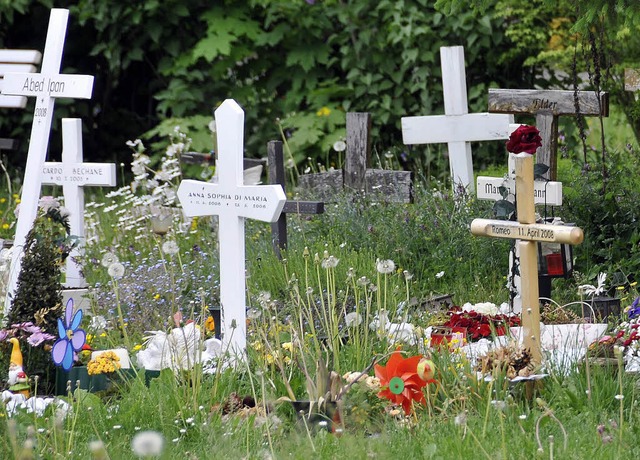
[41,118,116,288]
[1,9,94,312]
[471,154,583,364]
[177,99,286,355]
[401,46,513,192]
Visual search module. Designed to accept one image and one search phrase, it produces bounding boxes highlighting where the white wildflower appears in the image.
[376,259,395,275]
[131,430,164,457]
[333,140,346,152]
[162,240,179,255]
[345,312,363,328]
[101,252,119,267]
[108,262,125,279]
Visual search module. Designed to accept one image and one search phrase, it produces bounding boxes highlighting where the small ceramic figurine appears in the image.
[7,338,30,398]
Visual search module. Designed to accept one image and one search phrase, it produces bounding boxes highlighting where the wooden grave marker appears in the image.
[625,69,640,92]
[477,124,564,312]
[401,46,513,192]
[177,99,286,355]
[471,154,584,363]
[298,112,412,203]
[41,118,116,288]
[267,140,324,258]
[1,9,94,312]
[488,88,609,180]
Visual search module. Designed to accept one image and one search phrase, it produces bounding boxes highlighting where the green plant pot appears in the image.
[55,366,108,394]
[55,367,161,395]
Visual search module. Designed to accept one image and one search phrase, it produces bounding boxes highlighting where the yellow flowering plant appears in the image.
[87,351,121,376]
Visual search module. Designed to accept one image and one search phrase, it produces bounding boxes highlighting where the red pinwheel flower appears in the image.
[374,349,428,415]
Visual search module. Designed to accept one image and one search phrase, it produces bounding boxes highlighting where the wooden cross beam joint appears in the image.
[267,140,324,258]
[488,88,609,181]
[298,112,412,203]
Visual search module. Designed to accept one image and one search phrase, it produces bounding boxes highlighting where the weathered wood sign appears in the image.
[267,140,324,258]
[177,99,286,355]
[298,112,412,203]
[624,69,640,92]
[401,46,513,192]
[488,88,609,180]
[471,154,584,364]
[1,9,94,312]
[41,119,116,287]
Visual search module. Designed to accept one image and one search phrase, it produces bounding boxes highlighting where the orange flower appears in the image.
[374,349,428,415]
[205,316,215,332]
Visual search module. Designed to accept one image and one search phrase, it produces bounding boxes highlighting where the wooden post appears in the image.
[298,112,412,203]
[488,89,609,180]
[267,140,324,258]
[470,154,584,364]
[344,112,371,192]
[624,69,640,92]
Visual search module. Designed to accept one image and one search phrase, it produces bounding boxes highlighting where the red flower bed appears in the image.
[441,307,521,341]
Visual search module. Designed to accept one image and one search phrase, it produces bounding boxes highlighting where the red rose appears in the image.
[506,125,542,154]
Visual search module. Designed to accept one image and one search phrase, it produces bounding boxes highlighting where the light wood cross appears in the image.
[41,119,116,288]
[1,9,94,312]
[471,154,584,363]
[488,88,608,180]
[401,46,513,192]
[177,99,286,355]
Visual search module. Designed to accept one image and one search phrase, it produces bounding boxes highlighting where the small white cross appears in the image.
[177,99,286,355]
[41,118,116,288]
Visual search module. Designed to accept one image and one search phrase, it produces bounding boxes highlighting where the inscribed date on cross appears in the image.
[470,219,584,245]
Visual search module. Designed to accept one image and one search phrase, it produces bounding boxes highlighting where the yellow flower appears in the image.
[15,199,20,204]
[1,224,8,230]
[87,334,93,343]
[154,293,161,300]
[281,342,293,353]
[265,353,275,364]
[0,198,5,203]
[631,281,638,287]
[205,316,215,332]
[251,341,263,351]
[316,106,331,117]
[133,344,142,351]
[87,351,121,375]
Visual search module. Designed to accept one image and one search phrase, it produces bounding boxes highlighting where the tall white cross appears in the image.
[1,9,94,312]
[401,46,513,192]
[177,99,286,355]
[41,118,116,288]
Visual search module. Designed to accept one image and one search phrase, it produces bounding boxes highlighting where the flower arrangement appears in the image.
[439,303,520,342]
[87,351,121,376]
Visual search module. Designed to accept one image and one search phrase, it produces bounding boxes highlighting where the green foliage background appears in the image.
[3,0,625,179]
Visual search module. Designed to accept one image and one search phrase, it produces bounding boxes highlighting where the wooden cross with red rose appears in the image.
[470,125,584,364]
